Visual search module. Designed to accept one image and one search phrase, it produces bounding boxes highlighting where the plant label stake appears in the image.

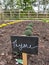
[22,53,27,65]
[11,36,38,65]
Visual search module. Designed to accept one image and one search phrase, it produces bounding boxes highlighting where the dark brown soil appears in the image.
[0,20,49,65]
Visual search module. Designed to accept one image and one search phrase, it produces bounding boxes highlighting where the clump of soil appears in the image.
[0,20,49,65]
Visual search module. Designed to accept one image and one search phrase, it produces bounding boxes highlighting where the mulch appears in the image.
[0,20,49,65]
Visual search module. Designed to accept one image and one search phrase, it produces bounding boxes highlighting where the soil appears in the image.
[0,20,49,65]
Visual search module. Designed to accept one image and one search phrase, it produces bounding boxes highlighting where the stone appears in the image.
[1,53,5,56]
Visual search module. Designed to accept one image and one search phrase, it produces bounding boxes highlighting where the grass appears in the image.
[42,18,49,23]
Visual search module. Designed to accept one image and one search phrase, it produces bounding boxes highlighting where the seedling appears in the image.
[28,22,33,27]
[25,26,32,31]
[24,29,32,36]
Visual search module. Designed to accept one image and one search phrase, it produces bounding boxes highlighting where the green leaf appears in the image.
[15,59,23,64]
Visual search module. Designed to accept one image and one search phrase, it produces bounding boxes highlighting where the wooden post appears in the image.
[2,12,4,20]
[28,11,29,18]
[22,53,27,65]
[19,10,20,19]
[10,11,12,20]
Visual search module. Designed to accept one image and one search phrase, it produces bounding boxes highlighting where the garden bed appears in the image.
[0,20,49,65]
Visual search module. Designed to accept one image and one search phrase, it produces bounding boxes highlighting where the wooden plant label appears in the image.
[11,36,38,65]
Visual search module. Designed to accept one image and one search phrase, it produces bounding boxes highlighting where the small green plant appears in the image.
[25,26,32,31]
[46,20,49,23]
[42,19,49,23]
[28,22,33,27]
[24,29,32,36]
[42,19,47,22]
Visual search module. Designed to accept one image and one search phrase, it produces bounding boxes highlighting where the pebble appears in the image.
[1,53,5,56]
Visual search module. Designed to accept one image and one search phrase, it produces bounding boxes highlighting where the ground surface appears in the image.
[0,20,49,65]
